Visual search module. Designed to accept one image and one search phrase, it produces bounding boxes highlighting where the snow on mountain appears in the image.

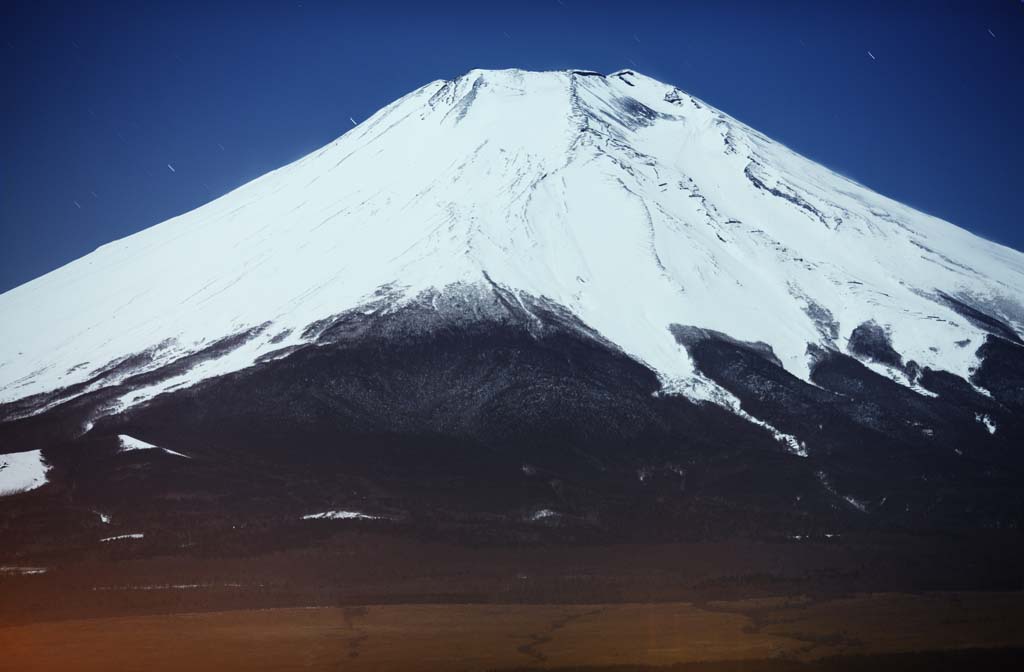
[0,449,49,496]
[117,434,190,458]
[301,511,382,521]
[1,68,1022,423]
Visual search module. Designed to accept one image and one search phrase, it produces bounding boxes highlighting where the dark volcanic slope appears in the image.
[2,287,1023,563]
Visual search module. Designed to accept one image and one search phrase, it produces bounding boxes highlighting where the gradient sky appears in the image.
[2,0,1022,292]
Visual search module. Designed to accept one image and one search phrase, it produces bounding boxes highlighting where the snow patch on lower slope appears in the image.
[857,359,939,398]
[118,434,190,459]
[0,566,47,576]
[302,511,381,521]
[975,413,997,435]
[0,449,50,496]
[528,509,560,522]
[118,434,158,451]
[816,470,869,513]
[100,533,144,542]
[662,374,808,458]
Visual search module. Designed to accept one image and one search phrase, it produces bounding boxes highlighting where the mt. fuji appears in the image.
[2,69,1023,542]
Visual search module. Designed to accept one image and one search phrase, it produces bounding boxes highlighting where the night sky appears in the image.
[2,0,1022,293]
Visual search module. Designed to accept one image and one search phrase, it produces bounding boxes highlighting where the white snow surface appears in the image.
[118,434,190,458]
[0,566,48,575]
[302,510,380,520]
[118,434,158,451]
[1,68,1023,418]
[662,374,808,456]
[975,413,998,435]
[100,533,144,542]
[92,583,243,591]
[0,449,50,496]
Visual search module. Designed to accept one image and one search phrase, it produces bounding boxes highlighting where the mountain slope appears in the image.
[1,69,1023,543]
[2,68,1022,418]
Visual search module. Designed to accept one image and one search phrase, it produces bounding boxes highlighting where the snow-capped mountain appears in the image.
[1,69,1023,540]
[3,67,1022,416]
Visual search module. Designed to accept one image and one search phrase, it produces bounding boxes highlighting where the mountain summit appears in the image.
[2,69,1023,539]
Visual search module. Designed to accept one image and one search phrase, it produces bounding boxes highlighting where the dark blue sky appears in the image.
[2,1,1022,292]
